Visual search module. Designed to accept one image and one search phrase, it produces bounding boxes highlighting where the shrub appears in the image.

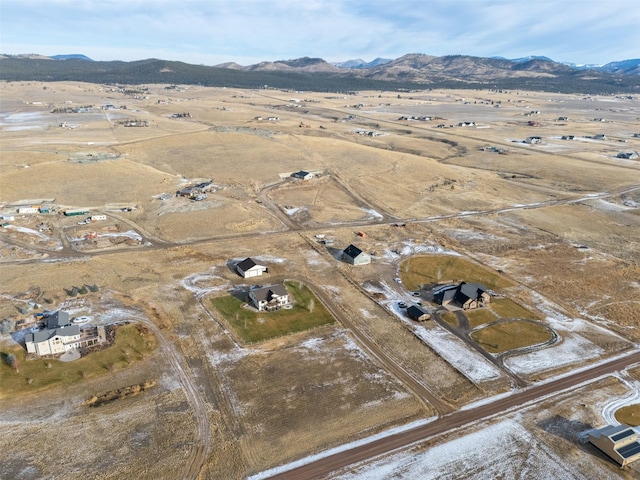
[0,319,15,335]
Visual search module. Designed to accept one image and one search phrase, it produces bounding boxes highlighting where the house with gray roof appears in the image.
[45,310,71,329]
[343,244,371,265]
[248,284,290,311]
[25,325,81,356]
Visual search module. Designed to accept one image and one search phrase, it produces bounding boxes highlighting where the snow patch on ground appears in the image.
[380,240,458,262]
[361,208,383,220]
[335,419,590,480]
[181,271,230,298]
[284,206,305,216]
[206,344,250,367]
[602,373,640,426]
[444,228,507,242]
[414,325,503,382]
[505,334,604,375]
[5,225,50,240]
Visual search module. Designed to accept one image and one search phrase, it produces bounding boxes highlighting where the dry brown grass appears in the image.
[400,254,514,291]
[615,404,640,426]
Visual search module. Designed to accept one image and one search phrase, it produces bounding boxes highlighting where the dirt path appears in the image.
[131,308,211,480]
[266,350,640,479]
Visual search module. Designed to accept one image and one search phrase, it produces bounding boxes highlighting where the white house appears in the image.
[342,244,371,265]
[236,258,268,278]
[25,325,81,355]
[248,284,290,311]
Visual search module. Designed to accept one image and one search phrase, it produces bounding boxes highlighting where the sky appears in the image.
[1,0,638,66]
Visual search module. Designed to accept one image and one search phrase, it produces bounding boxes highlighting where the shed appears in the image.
[343,244,371,265]
[406,305,430,322]
[236,257,268,278]
[292,171,313,180]
[589,425,640,467]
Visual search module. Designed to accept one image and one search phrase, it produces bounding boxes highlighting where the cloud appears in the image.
[1,0,638,65]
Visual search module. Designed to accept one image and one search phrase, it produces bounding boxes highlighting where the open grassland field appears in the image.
[399,254,514,291]
[1,82,639,479]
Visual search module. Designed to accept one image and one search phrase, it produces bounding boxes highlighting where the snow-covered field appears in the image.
[413,325,504,383]
[505,334,604,375]
[333,418,611,480]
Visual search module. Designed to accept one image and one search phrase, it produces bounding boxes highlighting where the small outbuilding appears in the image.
[236,258,268,278]
[342,244,371,265]
[617,152,639,160]
[406,305,430,322]
[588,424,640,467]
[524,136,542,144]
[292,171,313,180]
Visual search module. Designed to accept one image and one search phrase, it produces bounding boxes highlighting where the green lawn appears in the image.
[399,255,513,291]
[0,324,156,400]
[466,308,498,328]
[210,281,335,343]
[490,298,539,319]
[470,320,553,354]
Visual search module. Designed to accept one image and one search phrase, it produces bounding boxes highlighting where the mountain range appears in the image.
[1,53,639,93]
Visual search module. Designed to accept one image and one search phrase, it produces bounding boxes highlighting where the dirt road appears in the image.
[266,350,640,479]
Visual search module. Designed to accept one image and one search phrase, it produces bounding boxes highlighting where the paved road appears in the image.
[266,350,640,480]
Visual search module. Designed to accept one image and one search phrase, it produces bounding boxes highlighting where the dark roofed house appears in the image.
[236,257,268,278]
[406,305,430,322]
[292,171,313,180]
[248,284,290,311]
[342,244,371,265]
[45,310,71,329]
[589,424,640,467]
[434,282,490,310]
